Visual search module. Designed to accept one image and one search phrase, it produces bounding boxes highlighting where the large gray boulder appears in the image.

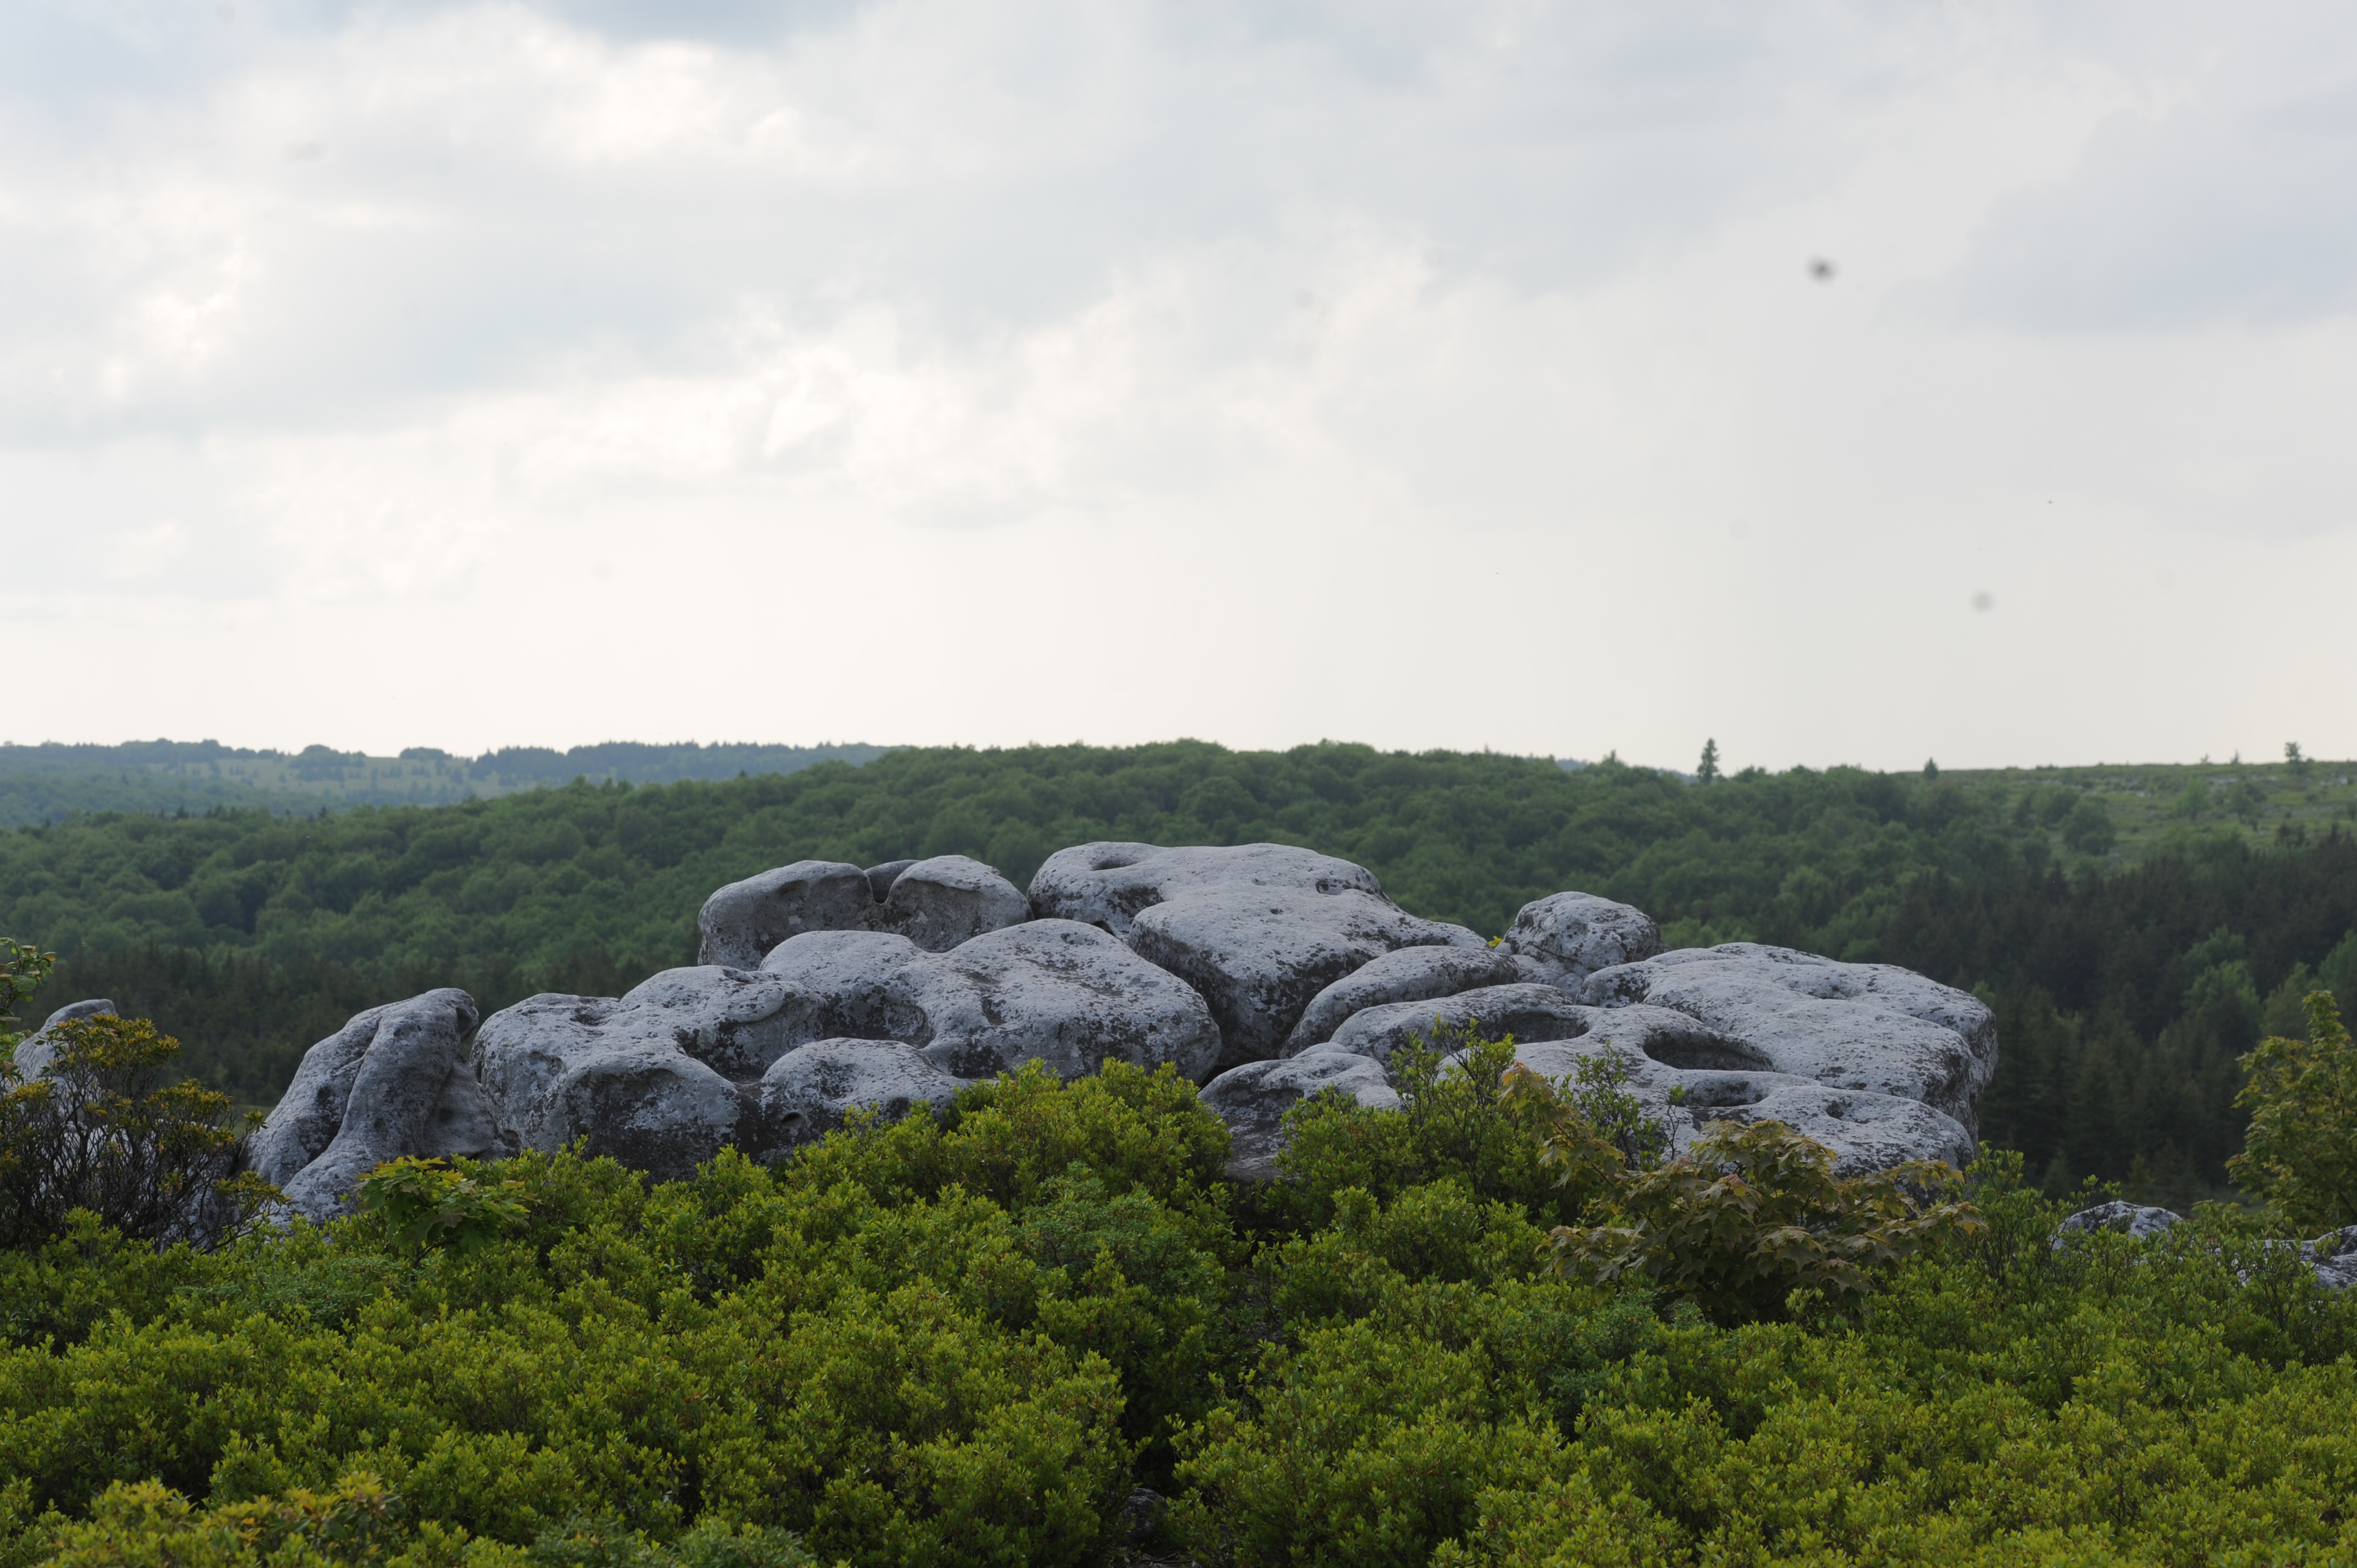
[698,855,1031,966]
[1500,893,1664,987]
[2055,1200,2183,1241]
[1197,1045,1402,1182]
[8,998,120,1081]
[1582,943,1998,1137]
[698,861,877,968]
[755,1039,965,1147]
[881,856,1033,951]
[1131,889,1486,1074]
[763,919,1225,1081]
[250,989,490,1219]
[477,967,815,1180]
[1284,946,1523,1054]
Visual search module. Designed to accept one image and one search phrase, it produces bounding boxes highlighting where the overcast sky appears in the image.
[4,1,2354,770]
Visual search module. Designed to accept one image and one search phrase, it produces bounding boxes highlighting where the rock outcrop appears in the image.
[250,989,490,1219]
[2052,1202,2357,1292]
[2054,1200,2184,1242]
[1322,982,1595,1065]
[1502,1036,1977,1173]
[1500,893,1664,987]
[475,969,789,1181]
[468,917,1221,1178]
[1581,943,1998,1137]
[1027,842,1387,935]
[252,841,2011,1198]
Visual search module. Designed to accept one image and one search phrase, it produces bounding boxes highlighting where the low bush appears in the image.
[0,1011,270,1249]
[4,1035,2356,1566]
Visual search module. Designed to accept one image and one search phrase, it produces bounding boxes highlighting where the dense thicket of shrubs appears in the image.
[5,1036,2355,1568]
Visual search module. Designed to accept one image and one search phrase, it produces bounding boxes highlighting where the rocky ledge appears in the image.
[104,843,2008,1218]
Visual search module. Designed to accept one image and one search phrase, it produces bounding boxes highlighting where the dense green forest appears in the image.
[6,741,2356,1206]
[0,740,890,826]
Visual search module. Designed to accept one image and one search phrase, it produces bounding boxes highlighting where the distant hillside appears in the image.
[0,740,892,826]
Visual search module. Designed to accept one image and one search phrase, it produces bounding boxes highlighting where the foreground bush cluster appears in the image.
[4,1041,2356,1568]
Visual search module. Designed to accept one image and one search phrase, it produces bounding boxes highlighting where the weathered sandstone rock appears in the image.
[697,854,1030,967]
[1500,892,1664,987]
[697,861,877,969]
[1028,842,1386,936]
[250,989,490,1218]
[755,1039,965,1147]
[1322,982,1593,1065]
[2054,1200,2184,1241]
[880,854,1033,952]
[267,846,2009,1191]
[763,919,1224,1081]
[1582,943,1998,1136]
[472,920,1222,1177]
[1284,946,1523,1054]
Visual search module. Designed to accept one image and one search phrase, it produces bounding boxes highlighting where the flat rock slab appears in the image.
[1029,842,1388,936]
[698,854,1030,967]
[1500,891,1664,987]
[251,989,489,1219]
[1285,945,1524,1053]
[1582,943,1998,1136]
[1197,1045,1402,1182]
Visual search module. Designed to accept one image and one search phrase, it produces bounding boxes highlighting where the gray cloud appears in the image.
[1948,79,2357,331]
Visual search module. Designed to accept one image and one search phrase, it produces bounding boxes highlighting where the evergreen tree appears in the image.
[1696,739,1720,785]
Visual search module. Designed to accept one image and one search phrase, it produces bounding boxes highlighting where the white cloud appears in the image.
[1,0,2354,767]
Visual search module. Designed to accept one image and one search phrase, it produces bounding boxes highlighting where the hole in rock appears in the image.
[1669,1076,1773,1109]
[1634,1031,1774,1073]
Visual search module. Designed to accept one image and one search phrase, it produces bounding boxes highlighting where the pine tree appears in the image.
[1696,739,1720,785]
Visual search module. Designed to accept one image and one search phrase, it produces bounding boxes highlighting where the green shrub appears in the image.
[0,1013,271,1249]
[6,1057,2357,1567]
[1268,1033,1622,1232]
[1543,1117,1983,1322]
[356,1158,529,1256]
[2230,991,2357,1230]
